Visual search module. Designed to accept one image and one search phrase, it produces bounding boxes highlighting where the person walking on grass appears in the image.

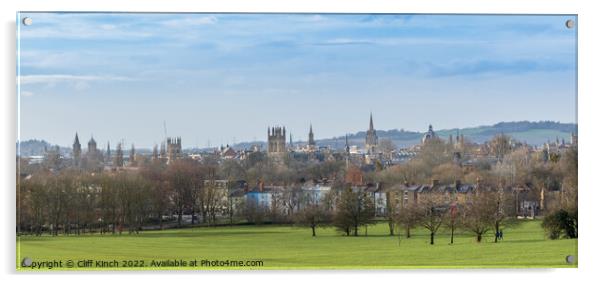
[499,230,503,240]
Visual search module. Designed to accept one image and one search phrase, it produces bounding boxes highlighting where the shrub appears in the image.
[542,209,577,239]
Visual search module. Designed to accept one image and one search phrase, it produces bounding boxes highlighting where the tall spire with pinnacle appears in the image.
[345,134,350,154]
[365,113,378,154]
[73,132,81,167]
[308,123,316,146]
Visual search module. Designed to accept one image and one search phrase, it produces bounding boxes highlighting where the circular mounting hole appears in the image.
[565,19,574,29]
[21,257,32,267]
[22,17,32,26]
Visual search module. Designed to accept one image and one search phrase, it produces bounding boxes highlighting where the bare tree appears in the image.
[333,187,376,236]
[489,134,512,161]
[432,163,464,184]
[294,202,331,236]
[445,202,460,244]
[418,193,447,245]
[461,191,498,242]
[395,201,421,238]
[140,163,169,229]
[242,199,267,225]
[379,139,397,160]
[166,160,197,227]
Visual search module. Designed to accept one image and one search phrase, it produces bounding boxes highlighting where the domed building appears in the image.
[88,136,97,154]
[421,124,438,144]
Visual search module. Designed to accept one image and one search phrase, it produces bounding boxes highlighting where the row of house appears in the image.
[367,180,554,218]
[211,178,554,219]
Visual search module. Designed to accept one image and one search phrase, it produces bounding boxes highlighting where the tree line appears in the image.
[17,159,228,235]
[17,134,577,243]
[292,184,517,245]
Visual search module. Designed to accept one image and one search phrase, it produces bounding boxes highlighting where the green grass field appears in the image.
[16,220,577,270]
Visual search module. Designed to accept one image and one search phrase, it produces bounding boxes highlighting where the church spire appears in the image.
[365,113,378,154]
[308,123,316,146]
[345,134,350,154]
[72,132,82,167]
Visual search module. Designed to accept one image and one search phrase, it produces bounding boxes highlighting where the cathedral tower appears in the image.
[166,137,182,163]
[267,126,287,157]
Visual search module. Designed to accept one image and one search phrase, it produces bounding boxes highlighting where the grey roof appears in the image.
[456,184,476,193]
[392,182,480,194]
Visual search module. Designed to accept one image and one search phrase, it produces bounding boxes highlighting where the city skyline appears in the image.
[18,118,577,152]
[18,13,577,148]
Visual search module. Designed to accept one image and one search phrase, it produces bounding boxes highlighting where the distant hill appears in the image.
[231,121,577,150]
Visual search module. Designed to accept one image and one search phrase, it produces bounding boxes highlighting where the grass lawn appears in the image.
[16,220,577,270]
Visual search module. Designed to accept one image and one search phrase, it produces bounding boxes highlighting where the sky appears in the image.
[17,13,577,148]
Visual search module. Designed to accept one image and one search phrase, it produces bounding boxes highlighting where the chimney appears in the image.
[259,180,264,192]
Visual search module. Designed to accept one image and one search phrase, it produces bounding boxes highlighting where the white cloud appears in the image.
[161,16,218,27]
[20,91,34,97]
[19,74,133,85]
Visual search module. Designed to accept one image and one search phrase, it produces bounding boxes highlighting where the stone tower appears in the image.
[365,113,378,154]
[268,126,286,157]
[88,136,98,155]
[72,132,81,166]
[166,137,182,163]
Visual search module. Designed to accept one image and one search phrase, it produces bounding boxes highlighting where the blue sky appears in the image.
[17,13,577,148]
